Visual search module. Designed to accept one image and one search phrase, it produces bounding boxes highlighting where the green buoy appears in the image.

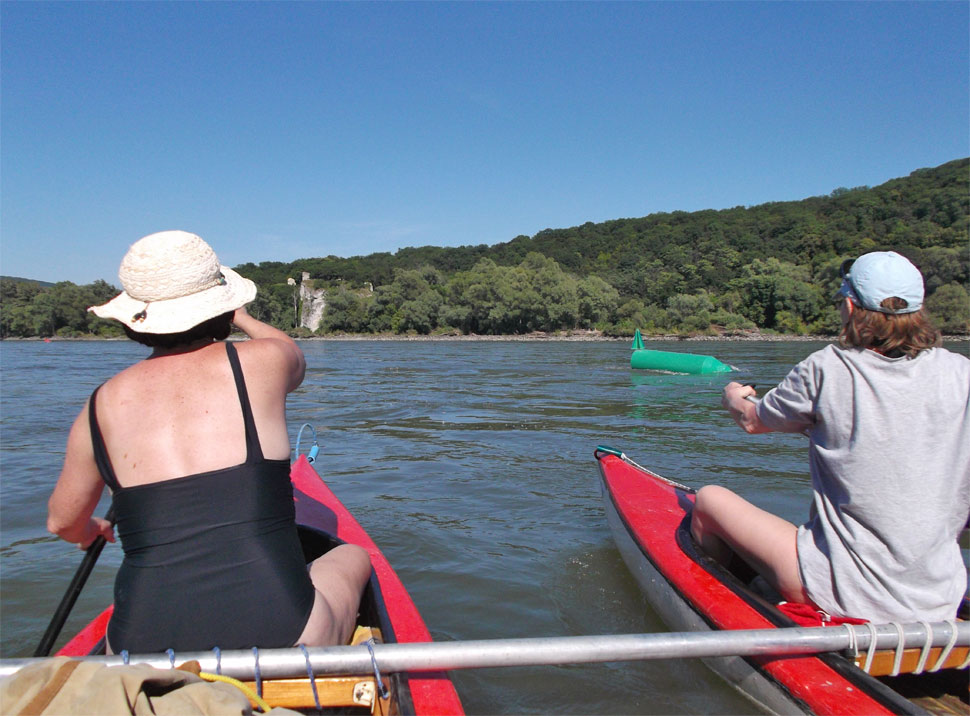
[629,329,733,374]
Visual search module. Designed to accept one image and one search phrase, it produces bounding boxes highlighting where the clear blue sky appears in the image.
[2,1,968,285]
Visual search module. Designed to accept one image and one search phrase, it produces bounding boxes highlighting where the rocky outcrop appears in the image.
[297,272,327,332]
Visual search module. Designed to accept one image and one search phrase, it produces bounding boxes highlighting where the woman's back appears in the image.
[94,339,294,487]
[762,344,970,621]
[96,341,315,652]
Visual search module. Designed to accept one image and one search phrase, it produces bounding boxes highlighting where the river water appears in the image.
[3,338,961,713]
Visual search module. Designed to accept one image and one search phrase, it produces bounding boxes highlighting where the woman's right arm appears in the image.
[722,382,772,434]
[231,307,306,392]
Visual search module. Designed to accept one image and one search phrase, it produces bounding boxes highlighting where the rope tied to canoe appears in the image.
[929,619,959,673]
[298,643,322,712]
[212,646,222,675]
[847,618,967,675]
[120,650,130,665]
[166,648,176,668]
[913,622,934,675]
[853,622,879,673]
[889,622,905,677]
[844,623,858,658]
[366,638,390,700]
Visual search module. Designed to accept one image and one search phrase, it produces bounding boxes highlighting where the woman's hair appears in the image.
[123,311,234,349]
[839,297,941,358]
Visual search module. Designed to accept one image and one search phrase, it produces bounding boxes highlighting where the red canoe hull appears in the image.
[596,449,917,716]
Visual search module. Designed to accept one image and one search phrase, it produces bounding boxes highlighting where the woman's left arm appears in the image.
[48,402,115,548]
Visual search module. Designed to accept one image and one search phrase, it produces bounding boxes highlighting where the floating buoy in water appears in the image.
[629,329,733,374]
[632,328,645,351]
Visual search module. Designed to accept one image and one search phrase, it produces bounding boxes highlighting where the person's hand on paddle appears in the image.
[77,517,115,550]
[722,382,770,434]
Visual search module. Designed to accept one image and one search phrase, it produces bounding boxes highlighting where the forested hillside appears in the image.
[3,158,968,338]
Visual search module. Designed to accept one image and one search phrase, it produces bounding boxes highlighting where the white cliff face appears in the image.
[287,273,372,332]
[298,275,327,332]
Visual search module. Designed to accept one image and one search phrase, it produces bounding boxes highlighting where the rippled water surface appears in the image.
[2,337,922,713]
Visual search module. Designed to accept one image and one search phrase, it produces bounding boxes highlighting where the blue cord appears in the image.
[252,647,263,697]
[299,644,322,711]
[294,424,319,464]
[366,638,390,700]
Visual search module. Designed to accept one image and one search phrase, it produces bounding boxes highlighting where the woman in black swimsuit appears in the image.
[47,230,371,653]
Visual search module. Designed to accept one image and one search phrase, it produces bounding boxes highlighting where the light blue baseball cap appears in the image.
[837,251,924,314]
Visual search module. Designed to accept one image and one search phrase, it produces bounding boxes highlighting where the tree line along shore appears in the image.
[2,158,967,340]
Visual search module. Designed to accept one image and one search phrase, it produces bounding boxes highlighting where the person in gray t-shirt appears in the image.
[690,251,970,622]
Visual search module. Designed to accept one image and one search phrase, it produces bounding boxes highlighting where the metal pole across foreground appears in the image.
[0,621,966,680]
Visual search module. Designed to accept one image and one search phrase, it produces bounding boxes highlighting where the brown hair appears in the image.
[123,311,234,349]
[839,297,941,358]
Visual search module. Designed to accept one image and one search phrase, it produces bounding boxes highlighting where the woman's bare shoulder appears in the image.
[100,343,229,394]
[232,338,305,391]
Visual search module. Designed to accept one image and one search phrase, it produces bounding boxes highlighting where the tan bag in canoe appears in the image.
[0,657,298,716]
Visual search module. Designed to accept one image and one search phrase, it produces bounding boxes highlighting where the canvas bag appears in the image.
[0,657,298,715]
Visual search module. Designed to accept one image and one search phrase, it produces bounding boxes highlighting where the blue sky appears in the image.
[2,1,968,285]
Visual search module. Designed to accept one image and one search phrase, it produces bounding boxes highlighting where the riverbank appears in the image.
[301,329,834,342]
[4,329,968,343]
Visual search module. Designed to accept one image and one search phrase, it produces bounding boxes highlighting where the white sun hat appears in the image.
[89,230,256,333]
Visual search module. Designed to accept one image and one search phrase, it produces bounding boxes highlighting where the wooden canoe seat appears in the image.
[237,626,393,714]
[854,644,969,677]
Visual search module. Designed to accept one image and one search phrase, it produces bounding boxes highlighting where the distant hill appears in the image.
[228,157,968,336]
[0,276,54,288]
[235,158,969,296]
[3,158,967,338]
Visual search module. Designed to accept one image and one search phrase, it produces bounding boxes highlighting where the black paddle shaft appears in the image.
[34,506,116,657]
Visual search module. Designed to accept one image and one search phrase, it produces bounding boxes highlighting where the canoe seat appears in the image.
[237,626,393,714]
[854,644,969,677]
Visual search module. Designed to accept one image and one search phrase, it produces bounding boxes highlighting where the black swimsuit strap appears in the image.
[225,342,264,462]
[89,385,121,492]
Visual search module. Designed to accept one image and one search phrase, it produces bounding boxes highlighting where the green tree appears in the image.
[248,288,289,328]
[926,282,970,334]
[369,267,444,334]
[519,252,579,332]
[731,258,823,330]
[577,275,620,327]
[320,286,370,333]
[666,291,715,334]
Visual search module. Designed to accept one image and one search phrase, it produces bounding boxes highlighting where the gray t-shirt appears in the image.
[757,344,970,622]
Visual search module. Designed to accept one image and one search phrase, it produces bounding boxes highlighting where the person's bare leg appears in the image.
[296,544,372,646]
[690,485,811,604]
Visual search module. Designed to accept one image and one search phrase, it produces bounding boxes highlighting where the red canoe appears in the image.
[57,454,464,715]
[596,446,967,716]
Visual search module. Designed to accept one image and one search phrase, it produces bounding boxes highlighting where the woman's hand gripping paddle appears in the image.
[34,506,116,657]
